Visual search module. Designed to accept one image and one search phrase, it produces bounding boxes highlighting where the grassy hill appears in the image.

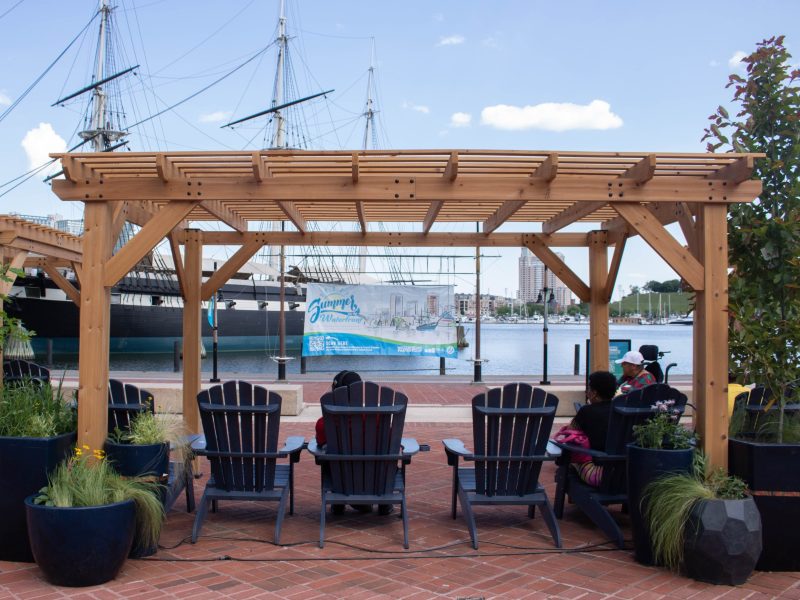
[608,292,692,317]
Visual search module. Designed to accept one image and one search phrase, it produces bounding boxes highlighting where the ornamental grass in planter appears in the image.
[644,454,761,585]
[26,445,164,587]
[0,379,77,561]
[105,407,192,556]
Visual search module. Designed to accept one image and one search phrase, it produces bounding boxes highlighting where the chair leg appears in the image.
[289,463,295,516]
[457,484,478,550]
[274,487,289,545]
[451,465,458,519]
[191,491,210,543]
[319,492,327,549]
[581,499,624,548]
[553,462,568,519]
[538,499,562,548]
[528,505,536,519]
[185,462,196,513]
[401,496,409,550]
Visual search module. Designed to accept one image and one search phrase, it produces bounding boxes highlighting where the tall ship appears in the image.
[5,0,383,355]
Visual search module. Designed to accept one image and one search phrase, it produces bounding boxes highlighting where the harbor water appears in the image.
[44,323,693,377]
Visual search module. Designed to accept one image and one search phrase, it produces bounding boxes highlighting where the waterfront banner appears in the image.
[302,283,457,357]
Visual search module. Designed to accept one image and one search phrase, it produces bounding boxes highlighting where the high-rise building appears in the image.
[518,248,573,307]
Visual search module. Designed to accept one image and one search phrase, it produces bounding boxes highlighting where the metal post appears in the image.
[173,341,181,372]
[46,339,53,368]
[300,356,307,374]
[439,356,446,376]
[540,266,550,385]
[474,223,482,383]
[278,225,287,382]
[574,344,580,376]
[210,262,220,383]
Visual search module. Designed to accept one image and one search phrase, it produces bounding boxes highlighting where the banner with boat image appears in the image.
[302,284,457,357]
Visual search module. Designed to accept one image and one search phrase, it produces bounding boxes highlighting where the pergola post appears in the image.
[589,231,609,372]
[693,204,729,469]
[182,229,203,434]
[77,203,113,449]
[0,251,28,386]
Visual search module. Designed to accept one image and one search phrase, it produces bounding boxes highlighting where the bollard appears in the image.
[173,341,181,372]
[46,339,53,368]
[574,344,580,375]
[439,356,445,376]
[300,356,307,374]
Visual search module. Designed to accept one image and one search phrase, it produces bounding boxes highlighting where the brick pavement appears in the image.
[1,384,798,599]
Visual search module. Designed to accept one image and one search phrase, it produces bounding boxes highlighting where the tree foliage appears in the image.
[643,279,681,293]
[703,36,800,441]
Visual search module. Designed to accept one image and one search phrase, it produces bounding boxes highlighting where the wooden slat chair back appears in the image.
[108,378,154,433]
[553,383,687,547]
[443,383,561,549]
[3,359,50,385]
[738,385,800,434]
[471,384,556,498]
[321,382,407,498]
[192,380,304,544]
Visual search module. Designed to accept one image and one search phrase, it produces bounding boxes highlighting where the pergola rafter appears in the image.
[47,148,763,470]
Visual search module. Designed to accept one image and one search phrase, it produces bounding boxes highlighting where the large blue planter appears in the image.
[25,496,135,586]
[0,432,76,562]
[627,444,694,565]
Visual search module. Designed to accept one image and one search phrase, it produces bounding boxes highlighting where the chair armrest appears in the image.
[401,438,420,456]
[190,435,207,455]
[307,439,323,457]
[280,436,305,462]
[443,438,472,466]
[553,441,625,463]
[172,433,203,453]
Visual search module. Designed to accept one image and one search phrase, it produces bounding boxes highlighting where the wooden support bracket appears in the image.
[522,234,590,302]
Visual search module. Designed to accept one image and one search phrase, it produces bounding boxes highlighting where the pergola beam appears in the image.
[522,233,590,303]
[532,153,558,181]
[43,263,81,306]
[200,239,263,301]
[180,230,591,248]
[275,201,307,233]
[483,201,527,235]
[167,232,186,299]
[542,201,606,235]
[200,200,247,232]
[708,155,754,184]
[604,234,627,303]
[443,152,458,181]
[621,154,657,184]
[104,201,198,286]
[611,202,704,291]
[422,201,444,234]
[0,251,27,295]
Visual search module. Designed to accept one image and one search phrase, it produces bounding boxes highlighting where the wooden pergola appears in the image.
[0,216,83,367]
[49,149,762,469]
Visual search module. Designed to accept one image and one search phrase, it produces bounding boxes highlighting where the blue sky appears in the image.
[0,1,797,300]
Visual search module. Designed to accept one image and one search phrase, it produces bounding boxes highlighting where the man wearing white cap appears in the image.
[615,350,656,392]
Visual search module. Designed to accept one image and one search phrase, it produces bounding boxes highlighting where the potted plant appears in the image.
[627,399,695,565]
[105,408,191,557]
[25,445,164,586]
[0,379,77,562]
[644,455,762,585]
[703,36,800,571]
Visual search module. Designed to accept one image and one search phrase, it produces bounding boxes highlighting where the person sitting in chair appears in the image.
[315,370,393,516]
[568,370,618,486]
[615,350,656,392]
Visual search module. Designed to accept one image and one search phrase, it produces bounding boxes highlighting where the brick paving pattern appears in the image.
[1,382,798,599]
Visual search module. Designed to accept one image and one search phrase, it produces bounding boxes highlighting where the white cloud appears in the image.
[21,123,66,176]
[437,35,464,47]
[199,110,232,123]
[0,91,10,106]
[728,51,747,70]
[480,100,623,132]
[402,101,430,114]
[709,59,719,68]
[450,112,472,127]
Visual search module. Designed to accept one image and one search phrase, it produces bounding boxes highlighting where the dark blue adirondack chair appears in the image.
[192,380,303,544]
[552,384,687,548]
[443,383,561,549]
[307,381,418,549]
[107,379,197,513]
[737,384,800,434]
[108,378,154,432]
[3,359,50,387]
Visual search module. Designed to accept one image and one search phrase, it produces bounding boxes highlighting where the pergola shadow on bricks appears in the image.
[49,149,762,469]
[0,216,83,366]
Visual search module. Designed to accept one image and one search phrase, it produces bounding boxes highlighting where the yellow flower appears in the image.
[82,444,90,450]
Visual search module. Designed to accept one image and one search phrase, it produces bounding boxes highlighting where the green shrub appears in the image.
[0,381,76,438]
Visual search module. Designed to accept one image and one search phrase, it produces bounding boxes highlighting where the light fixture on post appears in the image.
[536,266,556,385]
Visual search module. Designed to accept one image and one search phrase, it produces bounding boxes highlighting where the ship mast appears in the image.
[361,40,376,151]
[271,0,288,149]
[79,0,127,152]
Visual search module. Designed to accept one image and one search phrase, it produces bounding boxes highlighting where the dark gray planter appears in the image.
[728,437,800,571]
[0,431,76,562]
[683,497,762,585]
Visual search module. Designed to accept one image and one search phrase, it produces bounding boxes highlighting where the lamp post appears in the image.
[210,262,220,383]
[536,266,555,385]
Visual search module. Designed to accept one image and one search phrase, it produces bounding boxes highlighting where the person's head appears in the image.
[587,370,617,403]
[615,350,645,379]
[332,370,361,391]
